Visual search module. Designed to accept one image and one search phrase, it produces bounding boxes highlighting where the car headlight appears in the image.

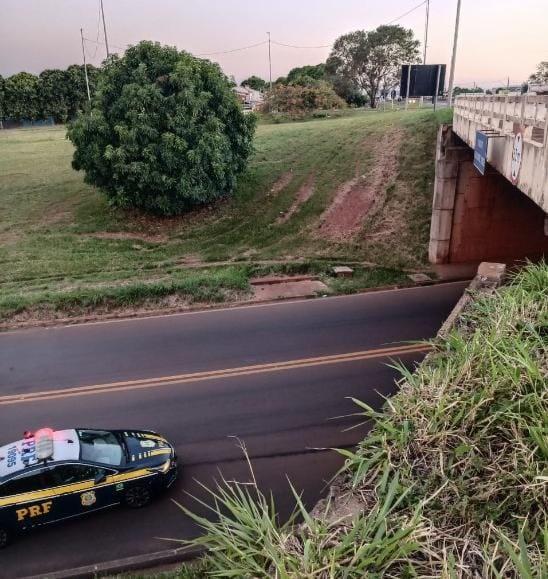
[151,459,172,474]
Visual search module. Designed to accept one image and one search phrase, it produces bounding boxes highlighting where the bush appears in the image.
[68,41,256,216]
[263,81,345,117]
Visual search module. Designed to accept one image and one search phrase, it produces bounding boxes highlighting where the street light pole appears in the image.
[100,0,110,57]
[447,0,462,107]
[423,0,430,64]
[267,32,272,91]
[80,28,92,104]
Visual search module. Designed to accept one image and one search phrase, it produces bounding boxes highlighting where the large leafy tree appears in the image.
[529,61,548,84]
[240,75,267,91]
[327,25,420,108]
[68,41,256,216]
[65,64,100,118]
[3,72,41,120]
[39,69,72,122]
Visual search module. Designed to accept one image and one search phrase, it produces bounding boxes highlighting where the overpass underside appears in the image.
[429,95,548,265]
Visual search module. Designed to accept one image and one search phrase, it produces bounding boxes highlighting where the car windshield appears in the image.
[77,430,123,466]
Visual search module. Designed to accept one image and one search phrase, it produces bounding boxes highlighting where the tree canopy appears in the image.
[2,72,41,120]
[240,75,267,91]
[327,25,420,108]
[452,86,484,97]
[286,64,326,85]
[67,41,256,216]
[529,61,548,84]
[0,64,100,122]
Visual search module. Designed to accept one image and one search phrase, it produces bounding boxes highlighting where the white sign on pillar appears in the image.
[510,130,523,184]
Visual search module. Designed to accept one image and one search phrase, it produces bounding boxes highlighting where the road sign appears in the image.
[474,131,489,175]
[400,64,446,98]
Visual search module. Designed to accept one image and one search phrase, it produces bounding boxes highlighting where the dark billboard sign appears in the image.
[474,131,489,175]
[400,64,446,98]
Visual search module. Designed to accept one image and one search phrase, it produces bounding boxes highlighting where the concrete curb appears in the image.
[438,262,506,338]
[1,280,473,334]
[27,546,203,579]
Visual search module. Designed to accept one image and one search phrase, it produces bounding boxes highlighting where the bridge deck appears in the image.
[453,94,547,212]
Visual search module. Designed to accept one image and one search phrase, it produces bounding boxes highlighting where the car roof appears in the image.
[0,429,80,480]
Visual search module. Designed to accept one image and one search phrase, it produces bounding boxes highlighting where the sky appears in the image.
[1,0,546,88]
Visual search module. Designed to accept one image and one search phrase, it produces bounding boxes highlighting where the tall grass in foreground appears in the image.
[173,263,547,578]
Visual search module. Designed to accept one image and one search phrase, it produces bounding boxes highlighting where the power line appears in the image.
[272,41,331,49]
[387,0,427,25]
[83,36,125,52]
[81,1,431,63]
[196,40,268,57]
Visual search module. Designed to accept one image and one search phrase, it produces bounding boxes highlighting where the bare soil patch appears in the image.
[276,174,315,224]
[269,170,294,196]
[317,129,403,241]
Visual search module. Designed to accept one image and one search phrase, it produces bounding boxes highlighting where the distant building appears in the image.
[234,86,264,111]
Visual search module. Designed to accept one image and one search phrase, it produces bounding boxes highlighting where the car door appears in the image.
[46,463,118,523]
[0,468,59,532]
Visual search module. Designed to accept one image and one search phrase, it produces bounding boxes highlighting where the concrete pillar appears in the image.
[429,125,471,263]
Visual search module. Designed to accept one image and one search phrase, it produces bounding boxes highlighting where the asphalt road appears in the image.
[0,282,468,578]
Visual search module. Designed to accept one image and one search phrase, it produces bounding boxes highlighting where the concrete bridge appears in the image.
[429,94,548,264]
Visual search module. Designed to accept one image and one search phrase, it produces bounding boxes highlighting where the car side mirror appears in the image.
[94,472,107,485]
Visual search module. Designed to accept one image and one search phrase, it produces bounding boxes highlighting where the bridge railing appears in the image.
[454,94,547,148]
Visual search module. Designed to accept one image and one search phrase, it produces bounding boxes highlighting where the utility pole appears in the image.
[80,28,92,104]
[423,0,430,64]
[100,0,110,57]
[447,0,462,107]
[267,32,272,91]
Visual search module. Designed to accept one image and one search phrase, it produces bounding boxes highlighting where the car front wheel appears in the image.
[0,527,11,549]
[124,484,152,508]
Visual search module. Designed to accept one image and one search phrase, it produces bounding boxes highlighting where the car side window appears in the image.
[49,464,109,486]
[0,471,46,497]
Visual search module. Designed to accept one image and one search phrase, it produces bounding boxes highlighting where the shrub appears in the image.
[263,81,345,117]
[67,41,256,216]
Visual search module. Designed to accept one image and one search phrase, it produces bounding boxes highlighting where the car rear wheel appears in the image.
[0,528,11,549]
[124,484,152,508]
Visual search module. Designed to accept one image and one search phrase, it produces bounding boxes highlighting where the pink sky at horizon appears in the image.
[1,0,546,89]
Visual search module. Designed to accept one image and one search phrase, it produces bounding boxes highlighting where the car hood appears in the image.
[121,430,174,467]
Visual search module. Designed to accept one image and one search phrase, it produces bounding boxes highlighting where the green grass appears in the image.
[0,109,450,321]
[171,262,548,578]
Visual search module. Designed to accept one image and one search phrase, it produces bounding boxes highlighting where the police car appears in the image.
[0,427,178,547]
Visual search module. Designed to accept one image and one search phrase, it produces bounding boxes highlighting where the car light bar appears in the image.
[35,428,54,461]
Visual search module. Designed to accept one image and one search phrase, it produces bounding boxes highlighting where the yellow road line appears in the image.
[0,343,430,406]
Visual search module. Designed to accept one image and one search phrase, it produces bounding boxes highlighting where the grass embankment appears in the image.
[176,263,548,578]
[0,109,449,322]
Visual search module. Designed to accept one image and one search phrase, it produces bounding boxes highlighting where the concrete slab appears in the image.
[332,266,354,278]
[250,275,319,286]
[252,280,328,301]
[408,273,433,283]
